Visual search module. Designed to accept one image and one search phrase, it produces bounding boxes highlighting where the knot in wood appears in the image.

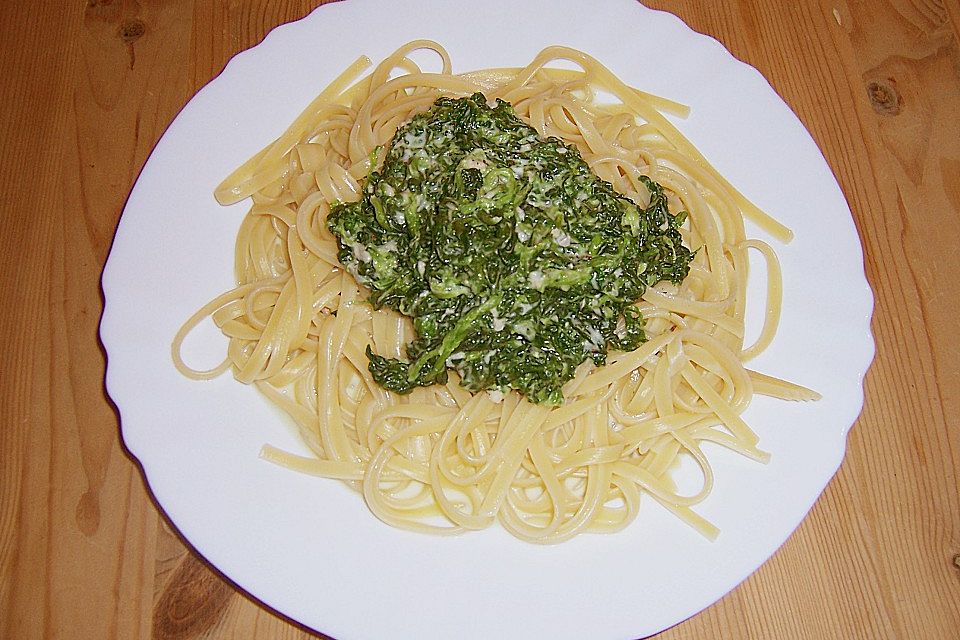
[153,554,233,640]
[118,18,146,44]
[866,79,902,116]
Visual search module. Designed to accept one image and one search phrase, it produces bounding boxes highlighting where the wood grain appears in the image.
[1,1,957,639]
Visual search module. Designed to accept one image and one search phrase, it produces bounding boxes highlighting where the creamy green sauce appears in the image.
[328,93,692,404]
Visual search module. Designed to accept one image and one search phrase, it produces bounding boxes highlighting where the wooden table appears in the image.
[2,1,958,638]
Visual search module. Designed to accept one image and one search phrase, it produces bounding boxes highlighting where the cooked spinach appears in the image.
[328,93,692,404]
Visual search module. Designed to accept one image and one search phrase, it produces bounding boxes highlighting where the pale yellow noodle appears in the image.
[173,41,817,543]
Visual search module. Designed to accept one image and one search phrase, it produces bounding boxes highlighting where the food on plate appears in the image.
[172,41,818,543]
[328,93,693,405]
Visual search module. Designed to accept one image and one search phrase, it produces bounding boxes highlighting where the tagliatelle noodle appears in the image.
[172,41,819,544]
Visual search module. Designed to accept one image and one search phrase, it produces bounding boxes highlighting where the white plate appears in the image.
[101,0,875,638]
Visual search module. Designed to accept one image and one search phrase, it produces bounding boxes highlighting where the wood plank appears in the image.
[1,1,957,638]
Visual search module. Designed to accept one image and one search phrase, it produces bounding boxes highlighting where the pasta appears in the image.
[172,41,818,543]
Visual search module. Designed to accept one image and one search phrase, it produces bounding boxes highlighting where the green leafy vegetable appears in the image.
[328,93,693,404]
